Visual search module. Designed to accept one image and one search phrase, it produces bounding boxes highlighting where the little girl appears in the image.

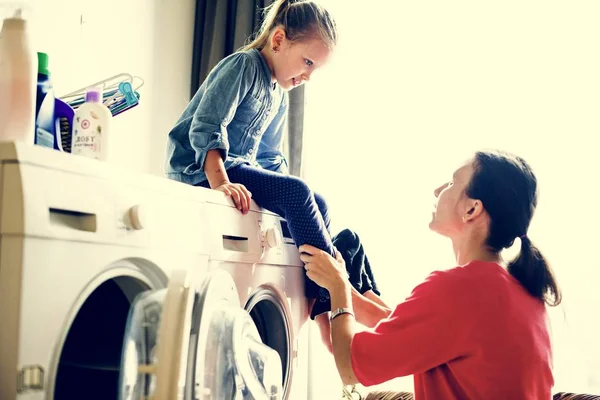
[165,0,339,335]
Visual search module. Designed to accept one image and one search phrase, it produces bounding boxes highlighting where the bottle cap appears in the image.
[85,86,103,103]
[37,52,50,75]
[0,6,32,30]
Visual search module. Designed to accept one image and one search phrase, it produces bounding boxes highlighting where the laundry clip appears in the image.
[110,82,140,117]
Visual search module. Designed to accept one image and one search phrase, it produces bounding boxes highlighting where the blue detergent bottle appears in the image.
[34,51,57,148]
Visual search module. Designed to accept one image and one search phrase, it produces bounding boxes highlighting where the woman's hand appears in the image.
[302,246,359,386]
[214,181,252,214]
[299,245,348,291]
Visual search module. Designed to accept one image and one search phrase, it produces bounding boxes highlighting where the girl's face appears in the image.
[269,28,332,91]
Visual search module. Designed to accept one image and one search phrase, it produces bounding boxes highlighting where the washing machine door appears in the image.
[186,269,284,399]
[119,269,283,400]
[118,269,195,399]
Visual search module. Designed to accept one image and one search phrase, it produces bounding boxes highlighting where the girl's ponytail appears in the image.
[241,0,337,52]
[241,0,290,51]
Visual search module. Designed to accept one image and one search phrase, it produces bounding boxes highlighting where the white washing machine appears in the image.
[0,142,309,399]
[200,190,310,400]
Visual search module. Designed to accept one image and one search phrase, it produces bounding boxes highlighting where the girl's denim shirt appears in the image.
[165,49,289,185]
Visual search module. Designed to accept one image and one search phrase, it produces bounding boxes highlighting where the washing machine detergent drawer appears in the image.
[119,268,283,400]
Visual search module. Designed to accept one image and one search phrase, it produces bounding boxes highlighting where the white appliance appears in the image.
[0,143,309,399]
[201,190,311,400]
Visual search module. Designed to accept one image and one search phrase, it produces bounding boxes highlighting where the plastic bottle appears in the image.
[34,51,56,148]
[32,51,75,151]
[53,98,75,152]
[71,87,112,161]
[0,8,36,144]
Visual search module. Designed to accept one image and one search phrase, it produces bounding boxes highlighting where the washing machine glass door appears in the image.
[188,269,284,400]
[118,269,196,400]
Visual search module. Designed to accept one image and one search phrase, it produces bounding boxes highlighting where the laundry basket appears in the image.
[341,385,414,400]
[364,391,414,400]
[553,393,600,400]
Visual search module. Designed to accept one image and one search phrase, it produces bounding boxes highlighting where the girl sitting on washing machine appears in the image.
[165,0,388,347]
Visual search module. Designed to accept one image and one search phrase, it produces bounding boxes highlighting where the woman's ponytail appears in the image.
[467,150,562,307]
[507,236,561,306]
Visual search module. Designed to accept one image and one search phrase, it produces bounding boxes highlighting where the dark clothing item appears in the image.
[334,228,380,295]
[310,228,381,319]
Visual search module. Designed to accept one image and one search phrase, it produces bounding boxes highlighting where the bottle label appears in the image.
[71,110,102,160]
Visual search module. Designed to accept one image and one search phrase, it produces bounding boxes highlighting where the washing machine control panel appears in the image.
[254,215,302,267]
[112,182,210,253]
[258,220,294,248]
[260,226,281,249]
[196,196,303,266]
[123,204,147,230]
[278,220,295,245]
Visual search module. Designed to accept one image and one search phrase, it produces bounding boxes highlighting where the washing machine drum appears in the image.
[118,269,283,400]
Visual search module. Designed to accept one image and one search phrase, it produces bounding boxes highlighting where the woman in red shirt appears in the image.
[300,150,562,400]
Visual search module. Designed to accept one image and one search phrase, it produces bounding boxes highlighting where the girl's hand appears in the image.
[299,245,348,291]
[214,181,252,214]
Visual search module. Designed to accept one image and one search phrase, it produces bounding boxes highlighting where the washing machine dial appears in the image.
[125,204,146,230]
[261,227,281,249]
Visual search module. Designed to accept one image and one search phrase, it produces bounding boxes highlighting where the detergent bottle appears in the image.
[34,51,57,148]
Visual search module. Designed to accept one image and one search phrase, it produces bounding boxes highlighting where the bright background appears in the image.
[304,1,600,397]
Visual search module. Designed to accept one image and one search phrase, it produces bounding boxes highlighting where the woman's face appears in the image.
[429,159,477,237]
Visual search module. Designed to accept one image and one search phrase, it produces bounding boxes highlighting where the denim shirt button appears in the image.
[248,148,254,154]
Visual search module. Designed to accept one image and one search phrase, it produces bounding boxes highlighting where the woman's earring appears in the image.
[273,46,279,53]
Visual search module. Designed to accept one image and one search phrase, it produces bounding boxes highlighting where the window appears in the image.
[304,1,600,396]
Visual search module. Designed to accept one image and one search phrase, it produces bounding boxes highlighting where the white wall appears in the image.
[12,0,196,175]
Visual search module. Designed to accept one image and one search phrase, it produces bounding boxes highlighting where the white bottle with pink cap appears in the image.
[71,86,112,161]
